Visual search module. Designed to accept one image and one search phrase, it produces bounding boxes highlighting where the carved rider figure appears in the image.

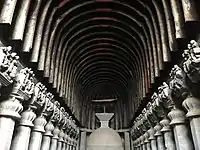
[12,68,35,98]
[158,82,174,109]
[183,40,200,83]
[169,65,189,99]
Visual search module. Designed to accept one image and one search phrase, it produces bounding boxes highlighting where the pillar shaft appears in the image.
[148,128,157,150]
[41,122,54,150]
[124,132,131,150]
[50,126,60,150]
[79,131,86,150]
[28,115,47,150]
[0,96,23,150]
[160,118,176,150]
[168,108,194,150]
[183,97,200,150]
[10,109,36,150]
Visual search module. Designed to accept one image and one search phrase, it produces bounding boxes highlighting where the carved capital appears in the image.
[32,115,47,132]
[182,40,200,83]
[144,132,150,143]
[160,118,171,132]
[58,130,65,142]
[158,82,174,109]
[148,127,156,140]
[0,46,19,87]
[182,96,200,118]
[52,126,60,140]
[44,121,54,136]
[169,65,189,99]
[154,123,162,136]
[12,67,35,100]
[0,95,23,119]
[64,134,69,143]
[19,109,36,126]
[168,108,186,125]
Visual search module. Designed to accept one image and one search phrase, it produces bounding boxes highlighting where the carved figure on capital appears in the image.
[158,82,174,110]
[169,65,189,99]
[30,82,46,106]
[0,46,19,86]
[182,40,200,83]
[146,102,159,126]
[151,94,166,118]
[12,68,35,100]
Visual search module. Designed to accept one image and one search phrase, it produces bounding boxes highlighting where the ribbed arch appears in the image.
[1,0,196,128]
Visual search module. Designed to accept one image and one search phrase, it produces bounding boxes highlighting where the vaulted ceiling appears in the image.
[1,0,197,129]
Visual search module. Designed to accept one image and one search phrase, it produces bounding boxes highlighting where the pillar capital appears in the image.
[160,118,171,132]
[182,96,200,118]
[154,123,162,136]
[144,132,150,143]
[0,95,23,119]
[44,121,54,136]
[52,126,60,140]
[32,115,47,132]
[169,65,189,100]
[182,40,200,83]
[0,46,19,87]
[148,127,156,140]
[58,130,65,142]
[19,109,36,126]
[168,108,187,125]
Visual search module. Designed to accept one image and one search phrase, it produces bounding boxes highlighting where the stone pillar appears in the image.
[168,108,194,150]
[183,97,200,150]
[49,126,60,150]
[0,96,23,150]
[40,121,54,150]
[140,135,146,150]
[61,134,67,150]
[66,139,70,150]
[10,109,36,150]
[76,135,80,150]
[154,123,165,150]
[124,132,131,150]
[28,115,47,150]
[79,131,86,150]
[148,127,157,150]
[144,132,151,150]
[160,118,176,150]
[57,130,65,150]
[138,136,142,150]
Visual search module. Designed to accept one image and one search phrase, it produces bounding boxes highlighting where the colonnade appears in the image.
[131,40,200,150]
[0,46,80,150]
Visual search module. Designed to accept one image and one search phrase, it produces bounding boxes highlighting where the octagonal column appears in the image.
[183,96,200,149]
[40,121,54,150]
[144,132,151,150]
[168,108,194,150]
[57,130,65,150]
[148,127,157,150]
[160,118,176,150]
[0,95,23,150]
[61,134,67,150]
[28,115,47,150]
[124,132,131,150]
[49,126,60,150]
[140,135,146,150]
[154,123,165,150]
[10,108,36,150]
[79,131,86,150]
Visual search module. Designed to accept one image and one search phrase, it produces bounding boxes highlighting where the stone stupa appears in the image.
[87,112,123,150]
